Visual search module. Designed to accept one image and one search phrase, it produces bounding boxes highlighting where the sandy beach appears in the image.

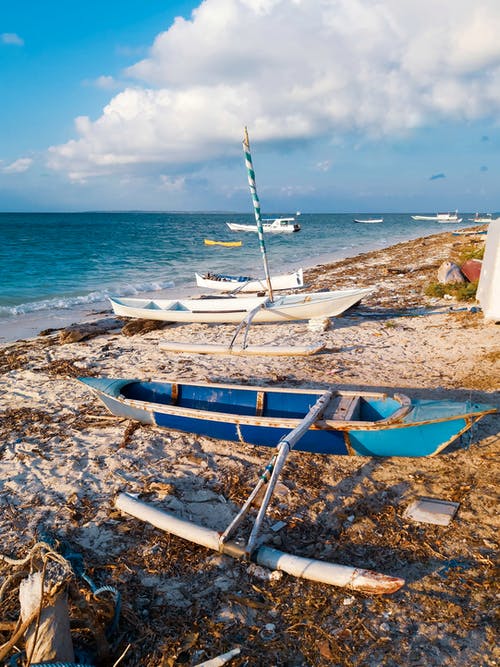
[0,228,498,666]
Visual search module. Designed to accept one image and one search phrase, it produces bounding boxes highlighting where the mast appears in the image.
[242,127,274,302]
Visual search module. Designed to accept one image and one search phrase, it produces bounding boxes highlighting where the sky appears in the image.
[1,0,500,213]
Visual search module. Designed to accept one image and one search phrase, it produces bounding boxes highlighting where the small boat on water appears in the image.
[78,377,496,457]
[204,239,242,247]
[467,213,499,223]
[353,217,383,224]
[226,217,301,233]
[195,268,304,293]
[412,210,462,222]
[109,287,372,324]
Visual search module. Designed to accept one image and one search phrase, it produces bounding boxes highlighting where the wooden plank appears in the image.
[322,395,360,421]
[159,342,325,357]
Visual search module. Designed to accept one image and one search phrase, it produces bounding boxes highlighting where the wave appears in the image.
[0,279,174,319]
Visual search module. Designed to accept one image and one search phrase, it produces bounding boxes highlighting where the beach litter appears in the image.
[404,497,460,526]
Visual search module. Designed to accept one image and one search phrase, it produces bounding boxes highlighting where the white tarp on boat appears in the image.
[477,220,500,322]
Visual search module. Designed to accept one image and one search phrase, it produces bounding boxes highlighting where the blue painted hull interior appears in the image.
[120,380,400,422]
[78,377,496,457]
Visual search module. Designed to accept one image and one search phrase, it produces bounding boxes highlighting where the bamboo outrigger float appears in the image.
[80,376,495,594]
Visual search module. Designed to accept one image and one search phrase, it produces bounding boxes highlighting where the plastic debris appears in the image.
[404,497,460,526]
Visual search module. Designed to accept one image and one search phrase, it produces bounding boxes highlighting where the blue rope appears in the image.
[10,655,93,667]
[60,549,121,636]
[67,556,121,636]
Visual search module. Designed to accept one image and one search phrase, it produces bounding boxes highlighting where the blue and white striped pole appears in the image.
[243,127,274,302]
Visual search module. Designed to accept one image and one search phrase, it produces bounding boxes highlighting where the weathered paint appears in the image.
[78,377,496,458]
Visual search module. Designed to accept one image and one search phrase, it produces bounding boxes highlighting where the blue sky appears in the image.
[1,0,500,213]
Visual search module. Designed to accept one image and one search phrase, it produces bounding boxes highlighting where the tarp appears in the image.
[476,220,500,322]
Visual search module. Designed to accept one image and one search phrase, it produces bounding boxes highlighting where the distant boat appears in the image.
[195,268,304,293]
[353,217,383,224]
[204,239,242,247]
[467,213,499,223]
[452,229,487,236]
[411,210,462,222]
[226,217,301,233]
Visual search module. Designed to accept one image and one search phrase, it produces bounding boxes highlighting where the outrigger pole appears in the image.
[243,126,274,302]
[114,391,405,594]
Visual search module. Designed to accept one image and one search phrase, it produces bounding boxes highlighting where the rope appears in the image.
[9,656,94,667]
[235,421,246,445]
[69,557,121,636]
[0,540,121,664]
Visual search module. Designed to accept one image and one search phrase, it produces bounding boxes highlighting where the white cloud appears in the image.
[1,33,24,46]
[2,158,33,173]
[86,75,121,90]
[48,0,500,180]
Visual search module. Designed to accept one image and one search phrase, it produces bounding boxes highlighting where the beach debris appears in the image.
[121,317,170,336]
[45,357,91,377]
[19,568,75,664]
[403,497,460,526]
[246,563,283,582]
[0,539,121,665]
[307,317,331,331]
[193,647,241,666]
[59,317,122,344]
[0,542,74,665]
[260,623,276,640]
[460,258,482,282]
[437,261,465,284]
[271,520,287,532]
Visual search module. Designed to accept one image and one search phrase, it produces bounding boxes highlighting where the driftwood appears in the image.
[59,317,122,344]
[19,568,74,663]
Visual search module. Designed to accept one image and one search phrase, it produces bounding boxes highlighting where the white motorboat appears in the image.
[226,217,301,233]
[195,268,304,292]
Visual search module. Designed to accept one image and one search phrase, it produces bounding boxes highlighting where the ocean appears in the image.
[0,211,473,342]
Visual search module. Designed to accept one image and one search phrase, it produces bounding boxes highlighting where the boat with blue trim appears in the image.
[78,378,495,458]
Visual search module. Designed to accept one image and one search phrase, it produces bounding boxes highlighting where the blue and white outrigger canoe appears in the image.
[78,377,495,458]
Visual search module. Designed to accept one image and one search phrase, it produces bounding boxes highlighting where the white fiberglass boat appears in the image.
[226,217,300,233]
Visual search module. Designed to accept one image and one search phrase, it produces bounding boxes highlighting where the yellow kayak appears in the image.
[204,239,242,247]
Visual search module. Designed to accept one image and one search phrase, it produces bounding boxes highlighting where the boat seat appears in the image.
[322,395,360,421]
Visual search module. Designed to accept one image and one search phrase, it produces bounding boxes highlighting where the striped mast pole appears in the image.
[243,127,274,302]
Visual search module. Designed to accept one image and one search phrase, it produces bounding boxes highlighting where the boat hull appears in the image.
[109,288,373,323]
[195,268,304,293]
[78,378,496,458]
[226,219,300,233]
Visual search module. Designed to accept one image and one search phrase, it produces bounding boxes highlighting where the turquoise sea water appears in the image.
[0,211,477,337]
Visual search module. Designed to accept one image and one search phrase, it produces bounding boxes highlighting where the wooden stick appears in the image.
[19,570,75,664]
